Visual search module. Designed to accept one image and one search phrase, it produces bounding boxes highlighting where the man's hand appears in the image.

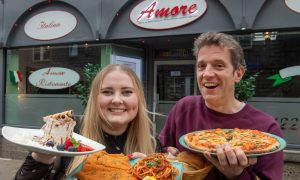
[166,146,179,156]
[127,152,147,159]
[203,143,257,179]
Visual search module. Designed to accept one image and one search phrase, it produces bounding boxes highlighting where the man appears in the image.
[159,32,283,179]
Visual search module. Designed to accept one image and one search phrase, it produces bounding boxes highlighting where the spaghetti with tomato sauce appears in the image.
[129,153,178,180]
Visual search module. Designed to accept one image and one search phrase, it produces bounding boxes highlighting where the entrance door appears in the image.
[153,60,197,134]
[111,55,142,80]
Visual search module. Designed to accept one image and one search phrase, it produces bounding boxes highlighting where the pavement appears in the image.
[284,161,300,180]
[0,158,300,180]
[0,158,23,180]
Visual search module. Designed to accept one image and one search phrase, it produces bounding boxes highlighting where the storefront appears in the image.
[0,0,145,128]
[1,0,300,151]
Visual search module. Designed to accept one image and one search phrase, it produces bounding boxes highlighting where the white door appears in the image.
[111,55,142,80]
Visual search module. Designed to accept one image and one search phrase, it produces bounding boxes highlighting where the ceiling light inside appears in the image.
[253,32,277,41]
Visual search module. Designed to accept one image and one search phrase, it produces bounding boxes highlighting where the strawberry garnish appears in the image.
[64,138,73,150]
[81,144,94,151]
[70,137,81,148]
[64,138,93,152]
[76,145,86,152]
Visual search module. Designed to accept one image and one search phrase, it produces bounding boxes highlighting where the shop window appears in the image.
[69,44,78,57]
[7,44,102,95]
[238,32,300,148]
[235,34,252,49]
[33,46,52,62]
[156,63,196,102]
[5,44,104,126]
[155,48,193,59]
[242,32,300,98]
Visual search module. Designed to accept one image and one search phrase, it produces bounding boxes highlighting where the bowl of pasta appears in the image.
[129,153,183,180]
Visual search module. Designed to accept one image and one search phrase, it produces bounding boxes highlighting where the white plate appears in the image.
[2,126,106,157]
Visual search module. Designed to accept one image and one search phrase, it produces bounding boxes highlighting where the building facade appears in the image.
[1,0,300,151]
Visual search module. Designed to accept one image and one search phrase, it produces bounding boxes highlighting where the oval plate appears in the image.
[179,131,286,157]
[2,126,105,157]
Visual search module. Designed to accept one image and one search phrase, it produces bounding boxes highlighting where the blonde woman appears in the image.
[15,64,157,180]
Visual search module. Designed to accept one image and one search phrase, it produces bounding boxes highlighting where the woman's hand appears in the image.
[166,146,179,156]
[32,152,56,164]
[128,152,147,159]
[203,143,257,179]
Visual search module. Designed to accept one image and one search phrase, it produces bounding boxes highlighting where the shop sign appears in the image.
[24,11,77,40]
[28,67,80,89]
[130,0,207,30]
[285,0,300,13]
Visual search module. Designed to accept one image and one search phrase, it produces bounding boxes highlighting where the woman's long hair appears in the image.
[67,64,156,175]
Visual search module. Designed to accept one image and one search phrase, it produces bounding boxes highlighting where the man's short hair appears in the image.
[193,32,245,70]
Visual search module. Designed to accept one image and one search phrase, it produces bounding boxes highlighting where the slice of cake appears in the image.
[36,110,76,146]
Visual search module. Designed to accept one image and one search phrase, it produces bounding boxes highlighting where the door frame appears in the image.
[152,60,196,134]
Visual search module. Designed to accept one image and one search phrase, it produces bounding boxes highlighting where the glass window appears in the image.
[156,63,196,102]
[236,32,300,148]
[33,47,52,62]
[5,44,104,126]
[242,32,300,98]
[155,48,193,59]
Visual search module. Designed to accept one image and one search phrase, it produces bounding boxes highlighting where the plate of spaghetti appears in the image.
[129,153,183,180]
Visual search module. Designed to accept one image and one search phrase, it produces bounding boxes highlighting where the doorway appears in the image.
[153,60,197,134]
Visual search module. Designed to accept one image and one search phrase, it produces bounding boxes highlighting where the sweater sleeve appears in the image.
[14,153,53,180]
[207,144,283,180]
[14,153,71,180]
[237,167,260,180]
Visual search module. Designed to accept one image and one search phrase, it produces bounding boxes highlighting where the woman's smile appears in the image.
[108,107,126,113]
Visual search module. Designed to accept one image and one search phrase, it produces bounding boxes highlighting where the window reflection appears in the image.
[242,32,300,97]
[6,44,102,95]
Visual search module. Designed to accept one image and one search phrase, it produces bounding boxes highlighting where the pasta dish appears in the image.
[129,153,178,180]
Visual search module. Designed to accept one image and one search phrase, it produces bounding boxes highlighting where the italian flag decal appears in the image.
[9,70,22,84]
